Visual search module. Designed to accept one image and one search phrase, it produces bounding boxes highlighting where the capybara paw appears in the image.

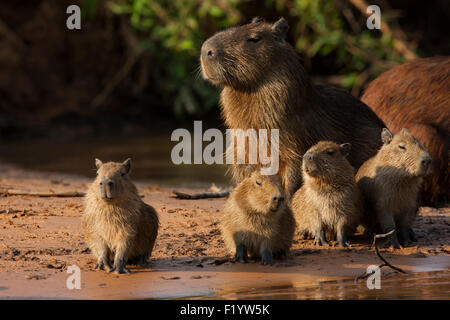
[260,257,274,266]
[95,260,111,271]
[234,245,249,263]
[128,255,148,266]
[314,238,330,247]
[399,237,414,248]
[234,252,249,263]
[334,241,348,248]
[273,249,287,259]
[382,237,401,249]
[110,266,131,274]
[260,250,274,266]
[138,256,149,266]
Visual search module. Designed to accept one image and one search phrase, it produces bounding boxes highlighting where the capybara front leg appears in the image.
[378,210,401,249]
[335,220,349,247]
[110,243,131,274]
[314,227,330,247]
[408,227,417,242]
[260,248,274,266]
[273,248,287,260]
[234,244,249,263]
[397,215,414,247]
[335,228,349,247]
[94,241,112,271]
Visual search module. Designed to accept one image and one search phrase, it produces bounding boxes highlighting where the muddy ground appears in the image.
[0,164,449,299]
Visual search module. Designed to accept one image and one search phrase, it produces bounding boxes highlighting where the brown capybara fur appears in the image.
[200,17,385,199]
[83,158,159,274]
[361,56,449,206]
[356,129,432,248]
[220,168,295,265]
[291,141,363,247]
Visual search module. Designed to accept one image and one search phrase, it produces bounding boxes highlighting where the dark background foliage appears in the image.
[0,0,449,140]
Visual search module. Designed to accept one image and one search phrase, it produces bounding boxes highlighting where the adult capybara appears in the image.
[200,17,385,199]
[361,56,449,206]
[220,168,295,265]
[291,141,363,247]
[356,129,432,248]
[83,158,159,274]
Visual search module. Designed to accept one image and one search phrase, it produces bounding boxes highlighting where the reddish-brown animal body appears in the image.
[361,56,450,206]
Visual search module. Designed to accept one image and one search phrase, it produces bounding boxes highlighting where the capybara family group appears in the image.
[83,127,430,271]
[82,18,443,271]
[200,17,385,199]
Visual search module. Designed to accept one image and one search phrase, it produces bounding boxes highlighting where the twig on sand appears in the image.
[0,189,86,197]
[354,229,407,283]
[0,189,146,198]
[172,190,230,200]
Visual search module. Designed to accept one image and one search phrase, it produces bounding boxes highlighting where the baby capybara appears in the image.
[356,129,432,248]
[291,141,363,247]
[83,158,159,274]
[361,56,449,206]
[201,17,385,199]
[220,168,295,265]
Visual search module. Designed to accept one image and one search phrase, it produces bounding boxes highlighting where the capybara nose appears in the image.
[421,156,432,167]
[107,180,115,187]
[272,195,284,202]
[201,39,218,59]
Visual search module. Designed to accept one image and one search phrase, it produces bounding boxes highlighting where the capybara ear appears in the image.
[251,16,264,23]
[121,158,132,174]
[339,143,351,157]
[95,158,103,169]
[381,128,393,145]
[271,18,289,40]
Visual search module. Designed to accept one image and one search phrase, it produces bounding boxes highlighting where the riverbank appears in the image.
[0,164,449,299]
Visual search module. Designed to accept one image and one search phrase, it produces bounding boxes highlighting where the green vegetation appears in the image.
[89,0,415,118]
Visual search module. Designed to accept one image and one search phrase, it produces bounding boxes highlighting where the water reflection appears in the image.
[213,271,450,300]
[0,135,229,186]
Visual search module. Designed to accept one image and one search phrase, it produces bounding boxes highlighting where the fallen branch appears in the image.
[0,189,85,197]
[354,229,407,283]
[0,189,145,198]
[172,190,230,200]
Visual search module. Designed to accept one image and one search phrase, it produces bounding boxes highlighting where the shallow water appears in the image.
[191,270,450,300]
[0,135,229,187]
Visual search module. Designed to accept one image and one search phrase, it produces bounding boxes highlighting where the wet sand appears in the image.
[0,164,449,299]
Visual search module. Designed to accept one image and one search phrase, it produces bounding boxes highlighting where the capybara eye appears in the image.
[326,149,335,155]
[399,144,406,150]
[99,181,103,186]
[256,180,262,186]
[247,36,261,43]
